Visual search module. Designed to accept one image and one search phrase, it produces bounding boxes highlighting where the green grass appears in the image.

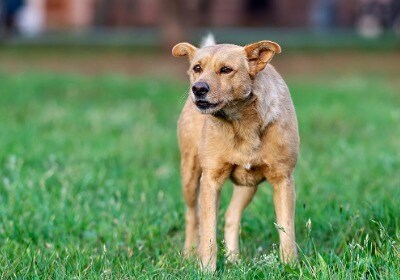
[0,71,399,279]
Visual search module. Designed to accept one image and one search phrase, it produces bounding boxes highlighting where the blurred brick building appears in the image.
[45,0,95,29]
[42,0,358,29]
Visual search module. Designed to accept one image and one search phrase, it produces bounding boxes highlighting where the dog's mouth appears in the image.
[194,100,223,113]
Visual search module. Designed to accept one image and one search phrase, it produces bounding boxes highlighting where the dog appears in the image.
[172,35,299,272]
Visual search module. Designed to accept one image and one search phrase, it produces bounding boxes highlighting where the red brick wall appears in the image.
[45,0,358,29]
[46,0,94,29]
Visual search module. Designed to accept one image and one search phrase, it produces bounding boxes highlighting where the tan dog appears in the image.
[172,36,299,272]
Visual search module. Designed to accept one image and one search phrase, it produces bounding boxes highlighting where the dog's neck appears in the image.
[206,96,262,154]
[212,92,256,121]
[209,93,263,143]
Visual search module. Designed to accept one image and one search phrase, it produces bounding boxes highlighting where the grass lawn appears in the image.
[0,70,399,278]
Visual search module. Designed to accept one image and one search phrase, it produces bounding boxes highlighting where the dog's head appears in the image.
[172,39,281,115]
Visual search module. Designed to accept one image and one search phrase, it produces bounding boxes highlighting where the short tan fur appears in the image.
[172,37,299,272]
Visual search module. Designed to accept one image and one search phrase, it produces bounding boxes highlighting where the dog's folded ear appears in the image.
[244,41,281,76]
[172,43,197,60]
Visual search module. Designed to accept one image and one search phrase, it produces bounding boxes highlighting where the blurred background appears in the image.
[1,0,400,46]
[0,0,399,77]
[0,0,399,277]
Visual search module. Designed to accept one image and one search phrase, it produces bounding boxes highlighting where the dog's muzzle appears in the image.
[195,100,221,111]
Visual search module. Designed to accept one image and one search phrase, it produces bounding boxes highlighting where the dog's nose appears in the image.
[192,82,210,97]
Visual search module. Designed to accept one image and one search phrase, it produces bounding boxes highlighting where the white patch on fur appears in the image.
[253,65,288,128]
[245,163,252,170]
[200,33,216,48]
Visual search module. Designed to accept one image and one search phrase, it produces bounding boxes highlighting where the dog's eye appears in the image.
[220,66,233,74]
[193,65,202,73]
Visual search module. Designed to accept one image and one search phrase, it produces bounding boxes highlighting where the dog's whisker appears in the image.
[178,88,190,106]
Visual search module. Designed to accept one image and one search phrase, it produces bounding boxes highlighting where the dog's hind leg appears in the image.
[181,154,202,256]
[224,185,258,262]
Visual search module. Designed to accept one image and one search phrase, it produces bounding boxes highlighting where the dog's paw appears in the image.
[183,246,198,259]
[280,246,298,264]
[200,260,217,273]
[225,251,240,264]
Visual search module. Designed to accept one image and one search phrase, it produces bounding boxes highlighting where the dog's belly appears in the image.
[230,165,265,187]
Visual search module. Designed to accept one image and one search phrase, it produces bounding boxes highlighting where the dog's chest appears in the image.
[228,131,263,168]
[205,118,266,169]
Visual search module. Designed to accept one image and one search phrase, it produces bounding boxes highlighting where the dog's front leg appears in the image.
[272,175,298,263]
[198,169,228,272]
[198,175,220,272]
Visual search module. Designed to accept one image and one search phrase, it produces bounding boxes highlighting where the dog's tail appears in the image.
[200,33,216,47]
